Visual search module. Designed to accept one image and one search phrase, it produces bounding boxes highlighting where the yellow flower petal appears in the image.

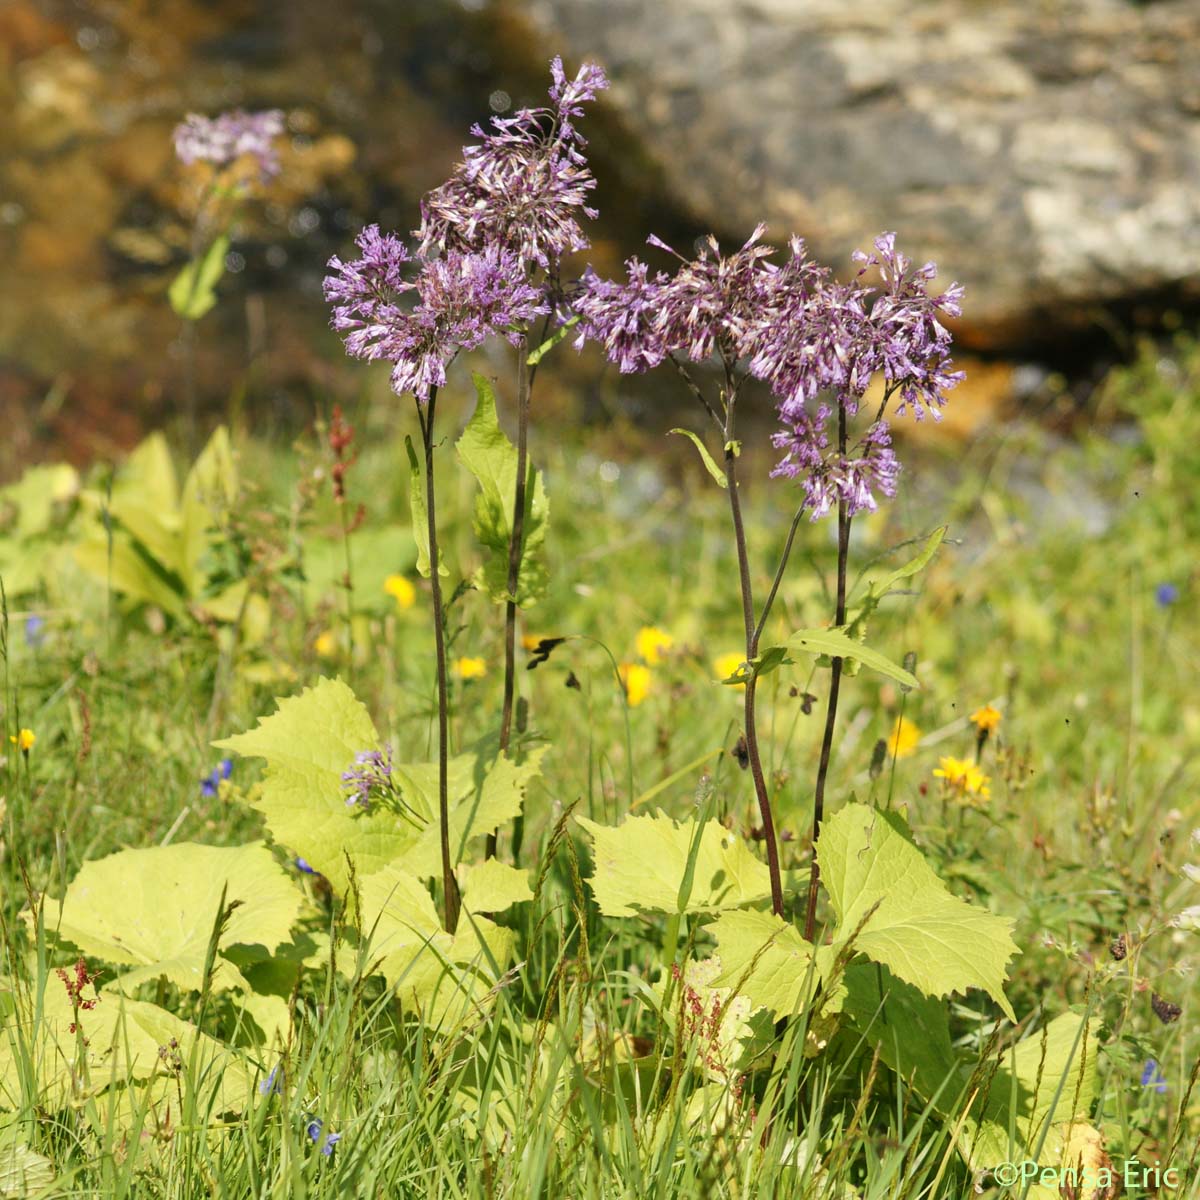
[635,626,674,666]
[314,630,337,659]
[712,652,747,691]
[618,662,652,707]
[886,716,922,759]
[384,574,416,610]
[9,728,36,753]
[455,656,487,680]
[969,704,1002,734]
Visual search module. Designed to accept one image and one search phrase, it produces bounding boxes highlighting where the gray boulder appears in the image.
[514,0,1200,349]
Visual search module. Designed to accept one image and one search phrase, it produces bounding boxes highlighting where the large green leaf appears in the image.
[843,964,1096,1196]
[356,864,516,1027]
[576,813,772,917]
[455,373,548,606]
[0,463,79,539]
[707,910,818,1021]
[818,804,1018,1019]
[214,679,544,892]
[180,426,237,598]
[38,843,303,995]
[786,628,918,688]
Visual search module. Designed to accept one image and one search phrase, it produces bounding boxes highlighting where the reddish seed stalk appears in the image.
[804,399,852,942]
[488,333,531,862]
[418,389,460,933]
[722,369,785,919]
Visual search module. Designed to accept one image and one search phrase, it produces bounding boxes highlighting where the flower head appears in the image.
[635,626,674,665]
[10,728,36,754]
[305,1116,342,1156]
[1156,582,1179,608]
[618,662,652,707]
[314,630,337,659]
[325,232,546,403]
[886,717,921,759]
[200,758,233,799]
[417,57,608,270]
[295,858,318,876]
[455,656,487,681]
[969,705,1002,735]
[932,756,990,804]
[259,1064,283,1096]
[1141,1059,1167,1094]
[712,652,747,691]
[384,574,416,611]
[23,615,45,647]
[341,745,393,811]
[173,108,286,179]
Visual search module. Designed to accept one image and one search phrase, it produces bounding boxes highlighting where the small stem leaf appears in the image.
[456,373,548,605]
[406,435,446,579]
[168,234,231,321]
[526,315,579,366]
[787,627,918,688]
[846,525,948,641]
[669,429,728,489]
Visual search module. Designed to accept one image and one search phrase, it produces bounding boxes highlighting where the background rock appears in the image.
[510,0,1200,351]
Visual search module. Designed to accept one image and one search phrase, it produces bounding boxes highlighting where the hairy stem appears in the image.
[721,366,784,918]
[488,332,531,861]
[418,390,460,933]
[804,400,852,942]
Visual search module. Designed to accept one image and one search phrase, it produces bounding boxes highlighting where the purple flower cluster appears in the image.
[417,57,609,269]
[325,58,608,401]
[341,745,394,811]
[573,228,962,519]
[306,1116,342,1156]
[325,230,546,402]
[173,108,286,179]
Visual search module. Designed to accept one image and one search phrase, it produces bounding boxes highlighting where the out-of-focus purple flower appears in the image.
[295,858,318,875]
[325,232,546,402]
[417,57,608,270]
[1156,582,1179,607]
[259,1064,282,1096]
[199,758,234,799]
[306,1116,342,1155]
[1141,1059,1167,1094]
[173,109,286,179]
[23,615,45,647]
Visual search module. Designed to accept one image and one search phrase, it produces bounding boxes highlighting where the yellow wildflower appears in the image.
[522,633,549,652]
[9,728,36,753]
[384,574,416,611]
[969,704,1002,734]
[618,662,652,707]
[635,626,674,665]
[712,652,747,691]
[455,656,487,680]
[886,716,922,759]
[933,756,991,803]
[314,629,337,659]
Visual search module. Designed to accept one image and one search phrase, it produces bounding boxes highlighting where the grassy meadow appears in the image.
[0,332,1197,1198]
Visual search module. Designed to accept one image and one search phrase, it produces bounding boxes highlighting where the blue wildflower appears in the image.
[296,858,318,875]
[24,615,45,647]
[259,1064,282,1096]
[1141,1059,1167,1094]
[306,1116,341,1156]
[200,759,234,798]
[1156,582,1179,608]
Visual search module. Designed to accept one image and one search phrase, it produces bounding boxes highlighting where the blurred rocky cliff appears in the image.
[2,0,1197,466]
